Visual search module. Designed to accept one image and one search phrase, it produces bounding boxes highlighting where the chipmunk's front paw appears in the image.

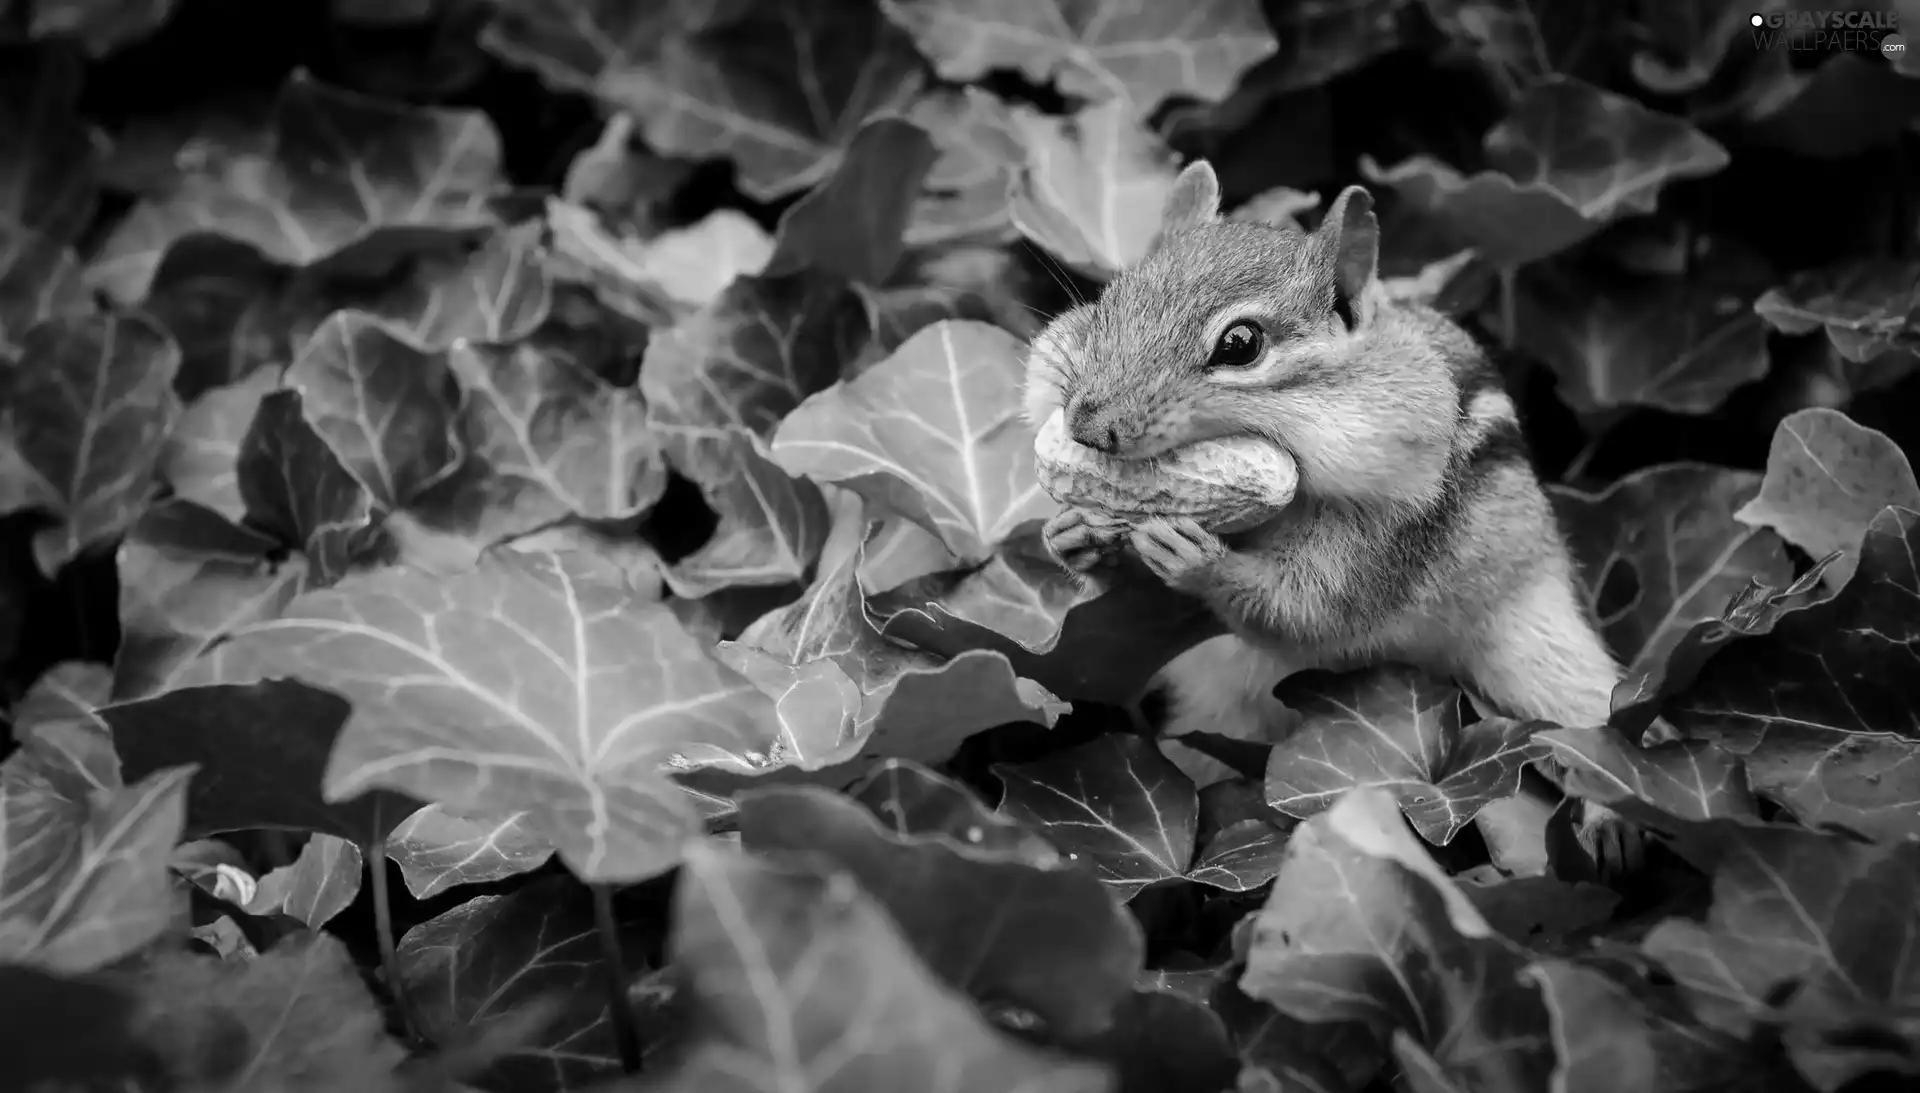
[1043,507,1129,572]
[1574,799,1648,881]
[1129,516,1226,592]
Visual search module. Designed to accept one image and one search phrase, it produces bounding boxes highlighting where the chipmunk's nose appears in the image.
[1067,397,1118,453]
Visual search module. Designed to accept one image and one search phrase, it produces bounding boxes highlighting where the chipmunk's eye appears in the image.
[1208,320,1264,368]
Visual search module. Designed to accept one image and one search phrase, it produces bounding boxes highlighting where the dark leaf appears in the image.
[101,678,423,846]
[0,964,145,1090]
[1064,987,1241,1093]
[626,842,1114,1092]
[0,47,104,246]
[765,117,939,287]
[993,734,1196,901]
[1265,665,1545,843]
[737,783,1143,1038]
[235,388,383,584]
[396,874,676,1091]
[1456,870,1619,946]
[1525,957,1762,1093]
[0,222,91,352]
[1754,259,1920,363]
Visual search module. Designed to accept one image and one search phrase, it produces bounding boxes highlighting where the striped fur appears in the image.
[1025,165,1635,867]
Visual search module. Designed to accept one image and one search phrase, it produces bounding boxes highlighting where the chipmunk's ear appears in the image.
[1316,184,1378,330]
[1153,160,1221,246]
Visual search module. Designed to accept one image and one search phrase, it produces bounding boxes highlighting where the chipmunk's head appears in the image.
[1024,161,1457,500]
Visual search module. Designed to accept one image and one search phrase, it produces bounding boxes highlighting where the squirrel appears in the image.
[1024,160,1643,876]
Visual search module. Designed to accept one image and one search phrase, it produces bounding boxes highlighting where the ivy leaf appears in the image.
[1361,75,1728,268]
[236,389,383,584]
[1734,409,1920,591]
[1508,245,1774,416]
[110,501,306,701]
[0,223,91,352]
[1005,99,1181,280]
[1754,259,1920,363]
[1525,958,1759,1093]
[90,71,503,302]
[737,781,1143,1038]
[507,0,925,202]
[285,312,464,511]
[0,752,194,974]
[101,678,425,846]
[0,48,105,247]
[9,662,117,793]
[771,319,1058,565]
[639,842,1115,1092]
[1238,787,1556,1092]
[247,835,363,929]
[1660,507,1920,841]
[194,549,779,883]
[385,804,555,900]
[1552,464,1791,677]
[396,875,677,1090]
[159,364,281,526]
[640,273,865,596]
[1534,726,1759,823]
[877,0,1276,114]
[547,199,772,320]
[993,735,1203,901]
[0,312,183,575]
[1264,665,1548,843]
[905,87,1022,246]
[764,116,938,287]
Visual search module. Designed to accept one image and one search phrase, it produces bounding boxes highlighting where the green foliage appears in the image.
[0,1,1918,1091]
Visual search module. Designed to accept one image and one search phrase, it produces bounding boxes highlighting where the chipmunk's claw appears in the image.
[1574,800,1648,881]
[1129,516,1226,592]
[1043,508,1130,572]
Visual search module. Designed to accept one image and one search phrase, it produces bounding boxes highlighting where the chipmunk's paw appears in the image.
[1043,508,1130,572]
[1574,799,1648,881]
[1129,516,1226,592]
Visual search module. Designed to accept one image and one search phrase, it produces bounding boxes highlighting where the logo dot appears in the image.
[1750,12,1764,26]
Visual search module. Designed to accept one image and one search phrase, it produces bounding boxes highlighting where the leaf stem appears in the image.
[366,830,415,1038]
[593,882,643,1074]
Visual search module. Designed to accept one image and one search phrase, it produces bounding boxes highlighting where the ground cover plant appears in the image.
[2,0,1918,1090]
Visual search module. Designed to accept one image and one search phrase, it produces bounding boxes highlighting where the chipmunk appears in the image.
[1024,160,1642,876]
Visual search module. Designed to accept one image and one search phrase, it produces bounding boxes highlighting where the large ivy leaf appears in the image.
[1642,824,1920,1060]
[1238,787,1556,1092]
[396,875,677,1090]
[771,319,1057,565]
[737,780,1143,1038]
[89,71,503,303]
[627,842,1115,1092]
[0,312,183,575]
[1551,463,1791,678]
[1509,246,1774,416]
[285,312,464,511]
[385,804,554,900]
[0,750,194,974]
[1660,506,1920,841]
[877,0,1276,114]
[194,549,780,883]
[1264,665,1547,843]
[993,734,1286,900]
[1734,409,1920,591]
[492,0,925,202]
[1361,75,1728,268]
[1005,99,1180,280]
[1754,260,1920,363]
[100,678,425,846]
[640,273,865,596]
[718,537,1066,773]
